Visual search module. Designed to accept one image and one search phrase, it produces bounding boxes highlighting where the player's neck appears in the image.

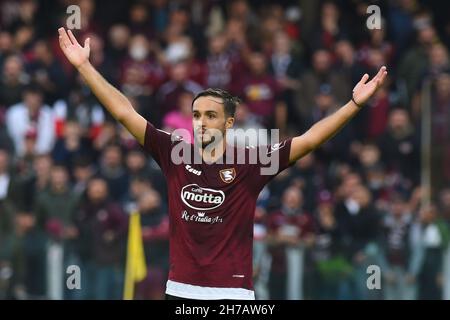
[197,138,227,164]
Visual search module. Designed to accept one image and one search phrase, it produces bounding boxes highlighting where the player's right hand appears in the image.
[58,27,90,69]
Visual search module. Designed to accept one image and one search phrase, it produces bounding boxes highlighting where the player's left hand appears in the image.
[352,66,388,106]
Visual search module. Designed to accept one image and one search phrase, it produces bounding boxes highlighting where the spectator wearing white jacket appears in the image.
[6,85,55,156]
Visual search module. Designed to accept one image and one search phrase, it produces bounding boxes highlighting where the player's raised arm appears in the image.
[289,66,388,163]
[58,27,147,145]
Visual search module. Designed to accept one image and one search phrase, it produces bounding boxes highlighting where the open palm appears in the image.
[58,27,90,68]
[352,66,388,106]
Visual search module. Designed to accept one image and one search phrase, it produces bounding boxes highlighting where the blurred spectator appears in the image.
[34,165,79,299]
[363,80,390,141]
[9,210,47,300]
[206,33,235,90]
[253,205,271,300]
[123,176,153,213]
[296,48,350,121]
[74,177,127,300]
[0,149,14,299]
[306,84,355,162]
[440,188,450,222]
[310,189,352,300]
[408,42,450,120]
[410,204,450,299]
[160,5,205,59]
[427,43,450,78]
[283,6,302,41]
[13,24,35,56]
[163,22,188,62]
[150,0,170,36]
[378,108,420,186]
[379,194,416,300]
[128,2,153,37]
[440,188,450,299]
[258,4,285,54]
[105,24,130,74]
[431,73,450,178]
[27,40,68,105]
[72,156,96,196]
[358,25,395,69]
[224,18,251,61]
[334,184,381,299]
[336,39,388,141]
[10,153,53,214]
[309,84,339,125]
[0,204,14,299]
[125,149,151,181]
[52,120,93,175]
[0,149,12,203]
[121,34,165,99]
[135,189,169,300]
[0,31,14,67]
[51,87,105,144]
[162,90,194,143]
[92,121,120,154]
[309,1,348,52]
[355,143,388,201]
[227,102,265,147]
[269,31,303,132]
[156,61,203,120]
[0,119,14,154]
[233,52,286,130]
[335,39,367,89]
[99,144,129,202]
[0,54,29,108]
[228,0,258,30]
[6,84,55,156]
[83,32,117,86]
[5,0,37,29]
[289,153,323,213]
[76,0,100,35]
[398,23,439,103]
[34,165,79,239]
[266,186,315,299]
[387,0,416,56]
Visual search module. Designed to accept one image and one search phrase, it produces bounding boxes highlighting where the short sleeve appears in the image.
[143,121,173,173]
[247,138,293,193]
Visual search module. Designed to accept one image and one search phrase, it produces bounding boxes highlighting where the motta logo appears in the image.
[181,184,225,211]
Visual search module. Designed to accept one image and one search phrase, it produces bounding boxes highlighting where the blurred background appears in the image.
[0,0,450,300]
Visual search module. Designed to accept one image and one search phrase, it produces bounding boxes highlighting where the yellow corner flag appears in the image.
[123,211,147,300]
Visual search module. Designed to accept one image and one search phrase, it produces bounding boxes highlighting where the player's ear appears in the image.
[225,116,234,129]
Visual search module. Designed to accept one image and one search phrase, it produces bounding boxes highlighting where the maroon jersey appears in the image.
[143,122,293,299]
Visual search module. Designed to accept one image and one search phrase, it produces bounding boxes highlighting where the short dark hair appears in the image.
[192,88,241,117]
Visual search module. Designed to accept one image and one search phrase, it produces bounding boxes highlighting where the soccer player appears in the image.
[58,27,387,300]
